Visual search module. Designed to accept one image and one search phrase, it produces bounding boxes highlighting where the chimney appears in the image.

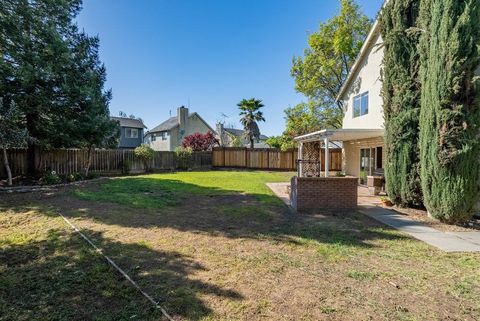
[177,106,188,136]
[216,122,225,146]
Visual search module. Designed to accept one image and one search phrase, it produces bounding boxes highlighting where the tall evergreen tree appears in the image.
[1,0,118,177]
[418,0,480,222]
[0,0,82,174]
[64,32,119,175]
[380,0,423,207]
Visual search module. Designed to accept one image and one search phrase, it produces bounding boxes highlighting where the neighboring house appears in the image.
[111,116,146,149]
[145,106,215,151]
[216,123,269,148]
[295,18,385,185]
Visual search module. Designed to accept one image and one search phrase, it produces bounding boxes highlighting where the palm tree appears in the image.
[238,98,265,149]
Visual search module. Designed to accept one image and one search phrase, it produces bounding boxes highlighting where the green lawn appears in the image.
[2,170,480,321]
[73,171,294,208]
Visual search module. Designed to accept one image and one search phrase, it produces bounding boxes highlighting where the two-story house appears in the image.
[145,106,215,151]
[294,18,385,185]
[111,116,146,149]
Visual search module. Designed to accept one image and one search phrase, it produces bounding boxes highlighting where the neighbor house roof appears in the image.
[224,128,269,140]
[147,112,215,134]
[111,116,146,129]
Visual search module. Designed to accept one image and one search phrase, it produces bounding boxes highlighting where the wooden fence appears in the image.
[1,148,212,178]
[212,147,342,171]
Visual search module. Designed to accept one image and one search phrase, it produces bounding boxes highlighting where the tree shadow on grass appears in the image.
[3,176,413,250]
[0,225,242,321]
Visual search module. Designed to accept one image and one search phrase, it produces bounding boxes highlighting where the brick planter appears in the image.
[290,176,358,211]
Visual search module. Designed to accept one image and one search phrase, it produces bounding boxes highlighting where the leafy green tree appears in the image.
[272,101,326,151]
[238,98,265,148]
[265,136,283,149]
[291,0,371,128]
[0,100,29,186]
[418,0,480,222]
[380,0,423,207]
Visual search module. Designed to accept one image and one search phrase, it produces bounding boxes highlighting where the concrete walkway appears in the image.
[359,205,480,252]
[267,183,480,252]
[266,183,291,207]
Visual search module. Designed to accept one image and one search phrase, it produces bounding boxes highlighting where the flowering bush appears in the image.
[182,132,218,151]
[175,146,193,170]
[41,171,62,185]
[134,144,155,172]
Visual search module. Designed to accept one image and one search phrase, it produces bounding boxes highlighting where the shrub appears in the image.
[41,171,62,185]
[134,144,155,172]
[66,172,84,182]
[182,132,218,151]
[175,146,193,170]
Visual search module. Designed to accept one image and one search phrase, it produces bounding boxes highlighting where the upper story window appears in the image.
[353,92,369,118]
[151,134,156,142]
[125,128,139,138]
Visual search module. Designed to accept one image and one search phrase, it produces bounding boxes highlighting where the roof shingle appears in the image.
[110,116,145,129]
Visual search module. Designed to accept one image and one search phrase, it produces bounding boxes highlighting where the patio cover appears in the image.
[294,128,384,143]
[294,128,384,177]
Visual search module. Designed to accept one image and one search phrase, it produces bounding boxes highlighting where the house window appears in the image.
[151,134,156,142]
[353,92,369,117]
[155,131,168,141]
[125,128,138,138]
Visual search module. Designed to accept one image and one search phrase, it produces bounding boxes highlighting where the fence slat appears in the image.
[211,147,342,171]
[1,148,213,178]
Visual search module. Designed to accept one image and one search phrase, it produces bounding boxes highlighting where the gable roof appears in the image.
[111,116,146,129]
[224,127,269,140]
[149,116,178,132]
[336,1,387,102]
[147,112,215,134]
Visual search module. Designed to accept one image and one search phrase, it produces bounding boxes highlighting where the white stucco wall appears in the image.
[341,32,384,130]
[148,132,171,151]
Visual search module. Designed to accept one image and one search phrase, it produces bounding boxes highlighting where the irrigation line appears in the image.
[57,212,174,321]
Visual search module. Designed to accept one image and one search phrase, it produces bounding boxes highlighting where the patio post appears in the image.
[298,141,303,177]
[324,137,329,177]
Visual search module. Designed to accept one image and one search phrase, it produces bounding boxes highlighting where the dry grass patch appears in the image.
[1,171,479,320]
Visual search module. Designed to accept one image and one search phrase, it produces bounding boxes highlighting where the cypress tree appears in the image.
[418,0,480,222]
[380,0,423,207]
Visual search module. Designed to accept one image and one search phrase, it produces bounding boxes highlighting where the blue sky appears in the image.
[77,0,384,136]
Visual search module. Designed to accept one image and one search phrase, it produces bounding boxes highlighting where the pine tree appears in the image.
[0,0,82,174]
[418,0,480,222]
[63,32,119,176]
[380,0,423,207]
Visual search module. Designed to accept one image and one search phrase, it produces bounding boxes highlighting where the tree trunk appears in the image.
[2,147,13,186]
[250,138,254,149]
[84,145,93,177]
